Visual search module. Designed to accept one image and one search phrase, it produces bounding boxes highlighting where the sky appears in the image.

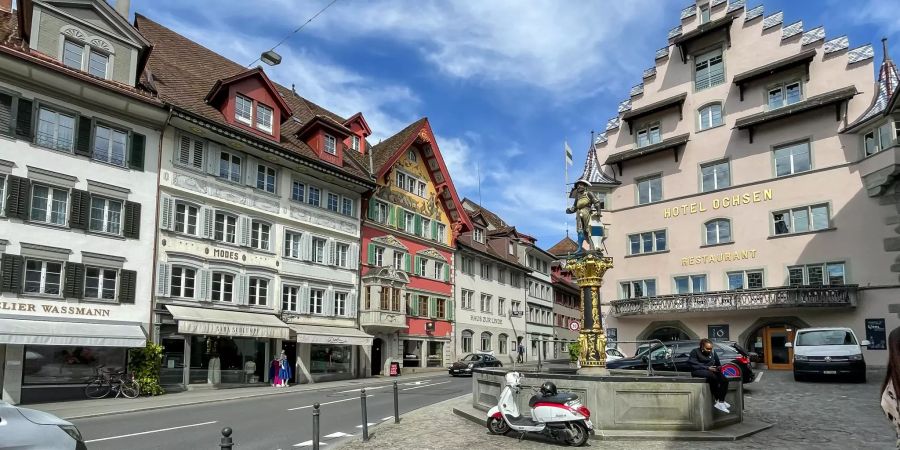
[120,0,900,249]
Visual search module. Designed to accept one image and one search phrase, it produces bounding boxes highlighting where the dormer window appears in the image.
[636,122,661,148]
[474,227,485,243]
[408,149,417,162]
[352,135,360,152]
[88,51,109,78]
[324,134,337,155]
[63,40,83,70]
[235,95,253,125]
[257,104,274,134]
[59,27,116,80]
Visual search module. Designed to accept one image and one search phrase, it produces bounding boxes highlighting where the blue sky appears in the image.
[124,0,898,248]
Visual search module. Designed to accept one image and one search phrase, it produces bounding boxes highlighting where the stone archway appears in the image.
[636,320,700,342]
[738,316,811,351]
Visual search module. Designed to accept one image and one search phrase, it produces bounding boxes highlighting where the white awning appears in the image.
[165,305,290,340]
[0,318,146,347]
[291,324,374,346]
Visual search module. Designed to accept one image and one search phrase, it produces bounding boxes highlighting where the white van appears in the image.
[786,327,869,383]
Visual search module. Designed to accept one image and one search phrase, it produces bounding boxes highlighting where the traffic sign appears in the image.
[568,321,581,332]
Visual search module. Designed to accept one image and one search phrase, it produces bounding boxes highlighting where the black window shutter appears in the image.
[0,93,12,136]
[69,190,90,230]
[0,253,23,293]
[6,175,30,220]
[75,117,93,157]
[64,262,84,299]
[14,98,33,139]
[128,133,146,171]
[123,201,141,238]
[119,269,137,304]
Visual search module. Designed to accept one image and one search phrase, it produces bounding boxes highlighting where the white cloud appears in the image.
[842,0,900,36]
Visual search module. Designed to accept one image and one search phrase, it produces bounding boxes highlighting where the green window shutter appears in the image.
[414,214,422,236]
[447,299,454,321]
[409,295,418,316]
[14,98,33,139]
[68,189,90,230]
[431,221,438,240]
[367,197,377,220]
[118,269,137,304]
[404,253,411,272]
[414,255,421,275]
[388,206,397,227]
[123,201,141,239]
[5,175,30,220]
[0,253,23,293]
[74,117,93,157]
[367,243,375,265]
[444,264,450,282]
[429,297,437,318]
[128,133,146,171]
[63,262,84,299]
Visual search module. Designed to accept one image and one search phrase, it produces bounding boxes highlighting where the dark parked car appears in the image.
[448,353,502,376]
[607,340,754,384]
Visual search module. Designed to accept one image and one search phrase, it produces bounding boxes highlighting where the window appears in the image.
[336,243,349,267]
[498,334,508,354]
[174,202,198,234]
[256,164,277,193]
[511,273,522,288]
[256,104,273,133]
[177,134,205,170]
[436,298,446,318]
[694,48,724,90]
[324,134,337,155]
[292,181,305,202]
[407,149,417,162]
[327,193,339,212]
[620,279,656,299]
[393,251,405,270]
[418,257,427,276]
[474,227,485,243]
[308,186,320,207]
[396,172,406,189]
[284,231,302,259]
[351,135,360,152]
[460,257,473,275]
[235,95,253,124]
[282,285,299,312]
[774,141,811,177]
[341,198,354,216]
[211,272,234,302]
[702,218,732,245]
[481,262,492,279]
[310,289,324,314]
[0,174,6,215]
[30,184,68,225]
[92,125,127,166]
[373,201,388,223]
[334,292,347,316]
[481,332,492,351]
[404,211,415,234]
[461,290,474,309]
[88,50,108,78]
[250,221,270,250]
[62,40,84,70]
[674,274,707,294]
[698,103,723,130]
[421,218,431,237]
[434,261,444,280]
[864,122,895,156]
[789,262,846,286]
[627,230,667,255]
[498,298,506,316]
[84,267,117,300]
[214,212,237,244]
[462,330,473,353]
[637,175,662,205]
[727,270,764,290]
[24,260,63,296]
[768,80,802,109]
[700,160,730,192]
[37,107,76,151]
[373,246,384,267]
[248,278,268,306]
[497,268,506,284]
[699,4,710,23]
[170,266,196,298]
[773,204,829,235]
[89,197,122,235]
[312,238,327,264]
[219,151,242,183]
[416,181,426,198]
[636,122,661,148]
[481,294,492,313]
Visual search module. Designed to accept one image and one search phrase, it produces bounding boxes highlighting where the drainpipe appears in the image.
[148,106,174,344]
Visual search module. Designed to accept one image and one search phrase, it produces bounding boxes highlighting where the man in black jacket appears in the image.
[688,339,730,413]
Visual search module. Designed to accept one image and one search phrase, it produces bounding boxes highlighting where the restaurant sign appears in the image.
[663,189,773,219]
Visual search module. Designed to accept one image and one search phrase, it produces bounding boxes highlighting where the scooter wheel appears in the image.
[486,416,510,435]
[564,421,589,447]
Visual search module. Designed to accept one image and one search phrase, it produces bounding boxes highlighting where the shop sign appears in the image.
[179,320,289,340]
[663,189,773,219]
[681,249,757,266]
[866,318,887,350]
[0,301,111,317]
[469,314,504,325]
[708,324,729,342]
[212,248,241,261]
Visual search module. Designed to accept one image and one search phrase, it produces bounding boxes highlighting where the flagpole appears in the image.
[564,139,569,238]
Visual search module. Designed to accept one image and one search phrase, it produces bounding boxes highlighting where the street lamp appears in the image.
[260,50,282,66]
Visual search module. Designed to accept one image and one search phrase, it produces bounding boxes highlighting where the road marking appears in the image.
[355,423,376,428]
[336,384,391,394]
[294,440,328,447]
[755,372,764,383]
[402,380,431,386]
[287,395,372,411]
[381,416,393,421]
[323,432,354,438]
[402,380,451,391]
[84,421,218,443]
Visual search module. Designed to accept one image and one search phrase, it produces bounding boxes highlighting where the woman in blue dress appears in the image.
[278,350,292,387]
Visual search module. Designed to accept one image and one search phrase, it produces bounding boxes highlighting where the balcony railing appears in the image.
[610,285,858,317]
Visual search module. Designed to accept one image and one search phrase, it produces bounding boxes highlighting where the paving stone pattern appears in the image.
[336,370,895,450]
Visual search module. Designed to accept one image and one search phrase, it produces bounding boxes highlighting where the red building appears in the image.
[359,119,471,375]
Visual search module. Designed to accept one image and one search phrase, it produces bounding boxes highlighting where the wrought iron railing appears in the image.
[610,284,858,317]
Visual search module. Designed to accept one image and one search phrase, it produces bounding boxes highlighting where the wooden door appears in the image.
[765,326,794,370]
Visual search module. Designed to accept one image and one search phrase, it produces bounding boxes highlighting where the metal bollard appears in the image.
[361,388,369,442]
[393,381,400,423]
[312,403,320,450]
[219,427,233,450]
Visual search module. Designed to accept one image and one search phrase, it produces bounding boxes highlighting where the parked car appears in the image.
[0,400,86,449]
[606,340,755,384]
[448,353,503,376]
[787,327,869,383]
[606,348,628,361]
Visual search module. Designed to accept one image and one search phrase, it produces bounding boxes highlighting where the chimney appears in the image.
[114,0,130,19]
[0,0,11,14]
[884,37,892,62]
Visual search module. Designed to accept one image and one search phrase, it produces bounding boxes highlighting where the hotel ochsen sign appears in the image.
[663,189,773,218]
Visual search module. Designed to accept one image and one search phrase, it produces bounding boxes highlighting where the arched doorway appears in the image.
[646,327,691,342]
[740,317,810,370]
[371,338,383,376]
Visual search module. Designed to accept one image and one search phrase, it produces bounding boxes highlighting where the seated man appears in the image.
[687,339,730,413]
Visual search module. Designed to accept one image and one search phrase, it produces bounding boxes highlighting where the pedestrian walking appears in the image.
[881,327,900,448]
[687,339,730,413]
[516,343,525,363]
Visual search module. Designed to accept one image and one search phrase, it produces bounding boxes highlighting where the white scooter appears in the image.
[485,372,592,446]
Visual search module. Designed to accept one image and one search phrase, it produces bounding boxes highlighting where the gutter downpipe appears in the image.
[148,106,175,345]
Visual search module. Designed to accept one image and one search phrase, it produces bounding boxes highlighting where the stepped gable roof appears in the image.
[133,14,372,183]
[547,236,578,257]
[845,39,900,133]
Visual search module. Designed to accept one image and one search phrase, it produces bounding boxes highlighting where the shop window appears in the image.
[170,265,196,298]
[248,278,268,306]
[310,288,324,314]
[174,202,199,235]
[774,141,811,177]
[727,270,764,290]
[214,212,237,244]
[187,335,265,384]
[788,262,845,286]
[30,184,69,225]
[620,279,656,299]
[211,272,234,302]
[674,274,707,294]
[773,204,829,235]
[628,229,667,255]
[481,332,492,351]
[705,219,732,245]
[310,344,352,374]
[23,346,126,385]
[84,267,117,300]
[24,259,63,296]
[462,330,473,353]
[89,196,122,235]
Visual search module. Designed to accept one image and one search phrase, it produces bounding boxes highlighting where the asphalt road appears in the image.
[73,375,473,450]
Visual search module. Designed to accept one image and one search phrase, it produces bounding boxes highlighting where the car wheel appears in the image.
[852,372,867,383]
[793,372,805,382]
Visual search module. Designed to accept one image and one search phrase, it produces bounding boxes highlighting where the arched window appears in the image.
[461,330,473,353]
[481,332,492,351]
[698,103,723,130]
[705,218,732,245]
[498,333,509,354]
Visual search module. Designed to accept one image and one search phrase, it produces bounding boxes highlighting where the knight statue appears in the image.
[566,180,603,255]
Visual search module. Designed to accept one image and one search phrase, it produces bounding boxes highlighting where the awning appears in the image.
[0,318,146,347]
[165,305,290,340]
[291,324,374,346]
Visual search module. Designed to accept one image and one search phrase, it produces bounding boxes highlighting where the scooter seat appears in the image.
[528,392,578,407]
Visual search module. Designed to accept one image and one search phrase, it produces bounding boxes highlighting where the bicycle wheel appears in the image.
[118,379,140,399]
[85,379,111,399]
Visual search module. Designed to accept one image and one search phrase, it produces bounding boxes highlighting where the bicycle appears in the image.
[84,366,141,399]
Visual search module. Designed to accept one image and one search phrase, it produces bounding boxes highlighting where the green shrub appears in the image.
[567,342,581,362]
[128,342,165,396]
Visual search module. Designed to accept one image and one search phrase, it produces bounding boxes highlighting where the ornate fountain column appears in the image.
[566,253,614,375]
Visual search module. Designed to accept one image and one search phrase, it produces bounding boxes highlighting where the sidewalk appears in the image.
[29,371,440,420]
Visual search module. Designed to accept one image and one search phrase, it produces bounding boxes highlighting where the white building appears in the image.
[522,243,556,361]
[0,0,167,404]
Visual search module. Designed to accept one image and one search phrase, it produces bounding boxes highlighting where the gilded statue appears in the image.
[566,180,603,254]
[595,332,607,366]
[578,332,589,363]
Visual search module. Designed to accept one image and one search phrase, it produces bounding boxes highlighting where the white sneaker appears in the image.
[723,401,731,408]
[714,402,730,413]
